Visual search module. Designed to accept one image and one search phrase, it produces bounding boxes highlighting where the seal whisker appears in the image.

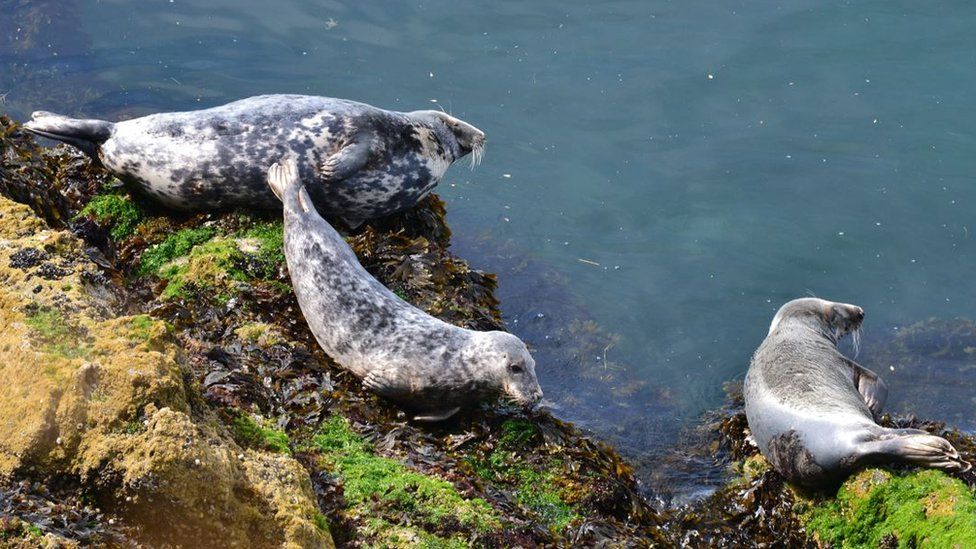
[470,142,485,169]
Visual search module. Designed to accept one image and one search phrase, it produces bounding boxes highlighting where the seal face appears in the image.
[268,159,541,422]
[23,95,486,226]
[744,297,970,487]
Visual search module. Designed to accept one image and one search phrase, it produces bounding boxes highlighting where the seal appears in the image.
[23,94,486,227]
[744,297,970,487]
[267,158,542,421]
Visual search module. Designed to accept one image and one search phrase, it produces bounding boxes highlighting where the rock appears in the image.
[0,196,333,548]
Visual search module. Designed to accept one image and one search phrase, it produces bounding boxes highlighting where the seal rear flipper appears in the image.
[858,432,971,473]
[267,158,303,205]
[22,111,114,162]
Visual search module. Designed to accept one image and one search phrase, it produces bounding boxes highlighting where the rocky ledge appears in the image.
[2,115,975,548]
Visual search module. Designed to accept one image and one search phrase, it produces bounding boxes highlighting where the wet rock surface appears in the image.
[4,114,976,548]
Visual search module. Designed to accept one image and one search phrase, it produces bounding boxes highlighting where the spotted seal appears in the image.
[267,159,541,421]
[744,297,970,487]
[23,94,485,226]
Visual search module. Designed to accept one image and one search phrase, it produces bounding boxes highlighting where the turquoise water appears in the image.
[4,1,976,497]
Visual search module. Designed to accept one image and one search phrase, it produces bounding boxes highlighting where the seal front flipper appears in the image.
[362,369,402,397]
[22,111,114,162]
[412,407,461,423]
[846,358,888,419]
[319,137,371,181]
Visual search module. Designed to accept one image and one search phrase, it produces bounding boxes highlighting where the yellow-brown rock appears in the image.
[0,196,332,548]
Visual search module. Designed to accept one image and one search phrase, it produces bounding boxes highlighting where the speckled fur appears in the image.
[745,297,969,487]
[24,95,485,222]
[268,160,540,421]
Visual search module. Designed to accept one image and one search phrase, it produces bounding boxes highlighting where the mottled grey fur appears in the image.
[745,297,969,487]
[23,95,486,226]
[269,159,541,422]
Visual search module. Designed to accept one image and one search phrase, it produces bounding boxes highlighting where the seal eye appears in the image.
[509,363,524,374]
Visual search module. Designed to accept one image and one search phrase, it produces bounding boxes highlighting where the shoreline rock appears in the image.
[5,113,976,547]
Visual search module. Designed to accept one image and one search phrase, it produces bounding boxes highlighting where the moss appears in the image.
[805,468,976,548]
[127,314,169,345]
[312,416,499,538]
[24,307,89,359]
[76,194,143,240]
[230,415,292,455]
[473,449,578,531]
[0,195,333,548]
[24,524,42,538]
[138,227,215,276]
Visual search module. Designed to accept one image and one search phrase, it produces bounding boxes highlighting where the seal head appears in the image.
[469,331,542,406]
[405,110,486,166]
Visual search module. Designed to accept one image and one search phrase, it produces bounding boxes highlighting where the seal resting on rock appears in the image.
[268,159,541,421]
[744,297,970,487]
[23,94,485,227]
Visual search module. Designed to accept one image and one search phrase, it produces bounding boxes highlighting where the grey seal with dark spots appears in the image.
[23,94,485,227]
[745,297,969,488]
[267,159,541,421]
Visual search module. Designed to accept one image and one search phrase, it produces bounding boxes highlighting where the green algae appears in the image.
[238,221,284,279]
[361,518,468,549]
[234,322,283,347]
[230,414,292,455]
[127,314,156,342]
[312,416,499,541]
[157,237,243,299]
[76,194,143,240]
[805,469,976,548]
[138,227,215,276]
[468,419,579,531]
[24,307,89,359]
[498,419,537,447]
[136,220,284,299]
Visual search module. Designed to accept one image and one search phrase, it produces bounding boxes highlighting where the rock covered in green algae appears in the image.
[806,468,976,548]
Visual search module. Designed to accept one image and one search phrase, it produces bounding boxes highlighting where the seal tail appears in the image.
[23,111,114,161]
